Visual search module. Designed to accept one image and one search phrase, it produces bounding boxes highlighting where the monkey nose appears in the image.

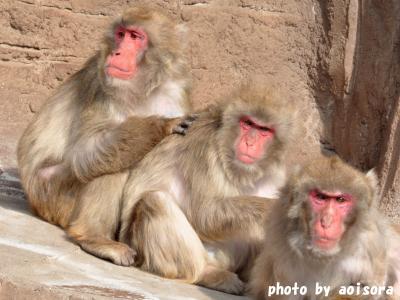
[245,138,256,146]
[246,141,254,148]
[321,215,333,228]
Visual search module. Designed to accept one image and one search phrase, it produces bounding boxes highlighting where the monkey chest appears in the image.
[249,180,281,198]
[133,81,186,118]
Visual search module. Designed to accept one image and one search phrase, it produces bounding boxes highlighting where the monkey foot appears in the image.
[106,243,137,266]
[198,268,245,295]
[77,239,137,267]
[215,273,245,295]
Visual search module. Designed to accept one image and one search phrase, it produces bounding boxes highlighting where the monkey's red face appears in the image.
[235,116,274,164]
[105,26,148,80]
[309,189,355,251]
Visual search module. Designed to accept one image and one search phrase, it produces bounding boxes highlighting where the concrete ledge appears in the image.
[0,170,248,300]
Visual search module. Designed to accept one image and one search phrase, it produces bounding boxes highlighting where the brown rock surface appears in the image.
[331,0,400,221]
[0,0,400,298]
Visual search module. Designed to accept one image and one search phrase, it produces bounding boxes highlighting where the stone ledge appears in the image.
[0,170,248,300]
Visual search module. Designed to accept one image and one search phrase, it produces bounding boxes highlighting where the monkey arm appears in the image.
[191,196,275,241]
[40,114,193,184]
[63,116,183,183]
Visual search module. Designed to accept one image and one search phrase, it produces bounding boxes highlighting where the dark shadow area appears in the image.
[0,167,32,216]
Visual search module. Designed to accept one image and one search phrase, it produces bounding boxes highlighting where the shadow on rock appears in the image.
[0,167,31,215]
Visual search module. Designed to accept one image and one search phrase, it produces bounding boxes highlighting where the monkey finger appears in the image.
[184,113,199,123]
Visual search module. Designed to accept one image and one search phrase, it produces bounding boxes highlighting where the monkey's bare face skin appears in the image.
[106,26,148,80]
[235,116,275,165]
[308,189,355,253]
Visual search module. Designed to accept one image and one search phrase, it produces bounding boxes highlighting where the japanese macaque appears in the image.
[17,7,191,231]
[250,155,400,300]
[68,84,297,294]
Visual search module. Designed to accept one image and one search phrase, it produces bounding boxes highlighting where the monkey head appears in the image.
[105,24,148,80]
[283,155,378,258]
[217,84,296,185]
[101,7,186,87]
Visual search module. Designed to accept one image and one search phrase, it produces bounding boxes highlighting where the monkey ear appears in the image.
[366,169,379,190]
[366,169,380,206]
[175,23,188,44]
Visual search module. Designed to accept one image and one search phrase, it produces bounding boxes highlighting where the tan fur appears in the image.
[129,191,207,282]
[17,6,191,257]
[250,155,400,300]
[94,84,296,294]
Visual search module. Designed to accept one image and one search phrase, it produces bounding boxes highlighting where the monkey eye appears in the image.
[259,126,273,136]
[130,32,139,39]
[316,192,328,200]
[240,118,253,130]
[117,31,125,38]
[129,30,145,40]
[336,196,347,203]
[244,119,254,126]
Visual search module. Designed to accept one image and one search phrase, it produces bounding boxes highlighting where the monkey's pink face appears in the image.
[105,26,148,80]
[235,116,275,164]
[309,189,355,252]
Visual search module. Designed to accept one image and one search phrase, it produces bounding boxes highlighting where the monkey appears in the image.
[17,6,191,256]
[249,155,400,300]
[66,84,298,294]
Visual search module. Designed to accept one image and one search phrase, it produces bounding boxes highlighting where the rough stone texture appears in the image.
[0,0,400,298]
[330,0,400,221]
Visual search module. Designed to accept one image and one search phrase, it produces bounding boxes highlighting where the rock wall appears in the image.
[0,0,399,221]
[331,1,400,221]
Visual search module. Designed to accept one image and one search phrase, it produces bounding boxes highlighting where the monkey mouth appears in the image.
[106,65,135,79]
[313,236,338,250]
[236,152,257,164]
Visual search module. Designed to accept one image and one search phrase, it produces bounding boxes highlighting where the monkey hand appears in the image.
[170,114,199,135]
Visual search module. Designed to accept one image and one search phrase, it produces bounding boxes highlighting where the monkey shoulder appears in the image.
[162,111,220,152]
[132,79,189,118]
[335,216,393,281]
[130,114,219,183]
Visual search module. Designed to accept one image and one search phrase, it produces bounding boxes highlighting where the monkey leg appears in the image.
[204,235,263,283]
[129,191,244,295]
[67,172,136,266]
[129,191,206,281]
[21,166,80,228]
[192,196,272,241]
